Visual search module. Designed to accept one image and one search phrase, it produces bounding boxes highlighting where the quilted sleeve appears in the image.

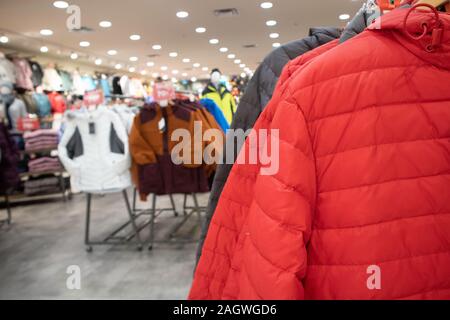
[235,94,317,299]
[190,84,317,299]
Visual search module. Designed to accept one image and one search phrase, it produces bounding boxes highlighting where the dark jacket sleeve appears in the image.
[195,27,342,264]
[339,6,368,43]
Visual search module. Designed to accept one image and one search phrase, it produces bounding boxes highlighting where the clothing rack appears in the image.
[84,189,144,252]
[131,189,206,249]
[147,193,205,249]
[3,146,71,205]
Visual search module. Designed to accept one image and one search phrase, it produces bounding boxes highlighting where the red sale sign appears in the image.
[153,82,175,103]
[83,89,104,106]
[17,117,40,132]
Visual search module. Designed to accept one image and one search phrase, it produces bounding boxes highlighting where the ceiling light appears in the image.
[172,70,179,75]
[195,27,206,33]
[182,73,188,77]
[234,59,241,64]
[161,66,168,71]
[339,14,351,21]
[129,67,136,73]
[162,75,169,80]
[244,67,251,72]
[0,36,9,43]
[95,58,102,65]
[182,58,191,63]
[172,77,178,83]
[53,1,69,9]
[40,29,53,36]
[70,52,78,60]
[219,47,228,53]
[240,64,246,68]
[79,41,90,47]
[241,73,247,78]
[209,38,219,45]
[129,56,138,62]
[115,64,122,70]
[202,67,209,71]
[152,44,162,50]
[141,70,147,75]
[146,62,155,67]
[176,11,189,18]
[169,52,178,58]
[193,63,200,68]
[191,77,197,82]
[269,33,279,39]
[272,42,281,48]
[130,34,141,41]
[99,21,112,28]
[260,2,273,9]
[107,50,117,55]
[227,54,236,59]
[40,46,49,53]
[152,72,159,78]
[266,20,277,26]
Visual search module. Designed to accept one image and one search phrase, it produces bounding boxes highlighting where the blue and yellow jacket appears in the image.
[202,84,236,125]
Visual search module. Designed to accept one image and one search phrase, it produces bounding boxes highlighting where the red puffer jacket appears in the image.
[191,7,450,300]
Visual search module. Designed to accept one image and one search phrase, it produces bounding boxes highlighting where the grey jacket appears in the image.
[196,27,342,263]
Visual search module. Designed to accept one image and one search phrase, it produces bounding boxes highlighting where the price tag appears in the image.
[83,89,104,107]
[89,122,96,134]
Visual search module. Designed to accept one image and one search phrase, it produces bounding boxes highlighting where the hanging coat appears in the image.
[196,27,342,263]
[190,8,450,300]
[202,84,236,125]
[58,106,132,193]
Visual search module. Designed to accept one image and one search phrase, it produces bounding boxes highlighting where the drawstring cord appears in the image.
[403,3,444,52]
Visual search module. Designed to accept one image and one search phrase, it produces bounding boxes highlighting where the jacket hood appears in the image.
[65,105,109,121]
[368,7,450,70]
[203,83,229,94]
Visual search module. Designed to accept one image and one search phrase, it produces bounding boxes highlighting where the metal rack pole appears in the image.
[84,190,144,252]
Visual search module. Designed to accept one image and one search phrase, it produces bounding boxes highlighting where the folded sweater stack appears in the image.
[28,157,62,174]
[23,129,59,152]
[24,177,61,196]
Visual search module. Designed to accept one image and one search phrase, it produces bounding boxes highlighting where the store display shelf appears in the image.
[0,191,72,205]
[20,148,58,155]
[20,170,67,179]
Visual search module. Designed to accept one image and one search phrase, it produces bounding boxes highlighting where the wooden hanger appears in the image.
[416,0,450,11]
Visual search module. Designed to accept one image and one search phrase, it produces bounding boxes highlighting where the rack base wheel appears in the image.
[148,245,153,251]
[174,211,179,217]
[86,246,93,253]
[137,245,143,251]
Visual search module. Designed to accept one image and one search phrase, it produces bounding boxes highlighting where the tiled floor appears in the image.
[0,191,208,299]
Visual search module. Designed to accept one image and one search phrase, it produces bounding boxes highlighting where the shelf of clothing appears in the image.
[19,169,66,179]
[20,147,58,156]
[1,148,71,217]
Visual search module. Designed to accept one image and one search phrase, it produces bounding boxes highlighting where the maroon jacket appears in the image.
[0,123,20,194]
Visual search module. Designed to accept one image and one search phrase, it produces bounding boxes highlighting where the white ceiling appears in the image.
[0,0,364,79]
